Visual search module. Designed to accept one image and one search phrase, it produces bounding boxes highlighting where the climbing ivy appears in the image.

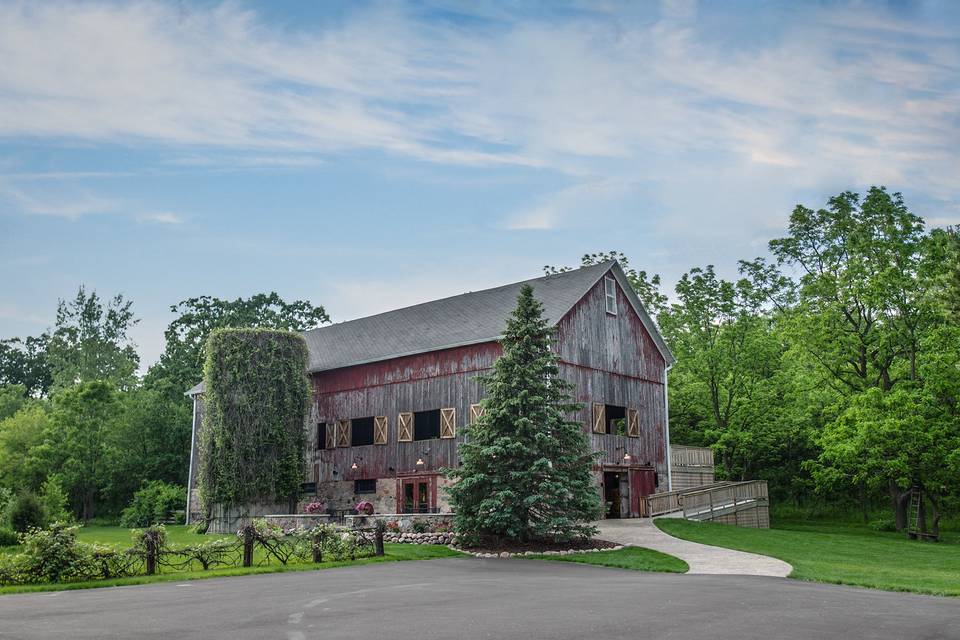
[198,329,309,512]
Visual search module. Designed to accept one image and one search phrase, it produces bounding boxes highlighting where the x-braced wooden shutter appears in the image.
[336,420,351,448]
[592,403,606,434]
[325,422,336,449]
[440,407,456,439]
[469,403,485,424]
[627,408,639,438]
[397,412,413,442]
[374,416,388,445]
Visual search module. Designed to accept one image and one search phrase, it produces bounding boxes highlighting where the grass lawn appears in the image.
[529,546,688,573]
[0,525,462,595]
[656,518,960,597]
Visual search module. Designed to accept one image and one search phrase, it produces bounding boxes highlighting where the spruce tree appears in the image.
[447,284,601,544]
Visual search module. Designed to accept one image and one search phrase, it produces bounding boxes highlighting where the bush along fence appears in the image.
[0,520,385,587]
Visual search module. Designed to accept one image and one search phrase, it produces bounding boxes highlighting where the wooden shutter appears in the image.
[325,422,336,449]
[336,420,351,448]
[440,407,456,439]
[397,412,413,442]
[592,403,606,434]
[469,403,485,424]
[627,408,639,438]
[374,416,388,445]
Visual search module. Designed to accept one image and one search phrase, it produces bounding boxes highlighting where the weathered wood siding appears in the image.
[309,267,669,490]
[310,343,502,483]
[554,274,667,476]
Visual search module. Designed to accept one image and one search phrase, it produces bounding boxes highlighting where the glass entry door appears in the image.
[401,478,432,513]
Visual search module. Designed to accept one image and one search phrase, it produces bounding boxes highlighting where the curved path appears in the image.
[2,558,956,640]
[596,517,793,576]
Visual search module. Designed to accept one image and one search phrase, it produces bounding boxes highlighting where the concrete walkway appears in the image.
[596,517,793,577]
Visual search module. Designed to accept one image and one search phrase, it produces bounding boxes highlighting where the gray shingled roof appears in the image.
[186,261,673,394]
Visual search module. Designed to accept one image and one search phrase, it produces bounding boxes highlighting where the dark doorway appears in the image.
[603,471,622,518]
[605,405,626,435]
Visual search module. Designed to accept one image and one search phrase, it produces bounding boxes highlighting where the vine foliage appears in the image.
[198,328,310,512]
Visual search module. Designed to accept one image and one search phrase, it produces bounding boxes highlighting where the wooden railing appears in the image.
[640,481,734,517]
[671,445,714,467]
[681,481,768,521]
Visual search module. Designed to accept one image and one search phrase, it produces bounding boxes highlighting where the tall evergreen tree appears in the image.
[447,284,601,544]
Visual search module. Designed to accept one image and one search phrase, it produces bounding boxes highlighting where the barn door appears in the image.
[397,412,413,442]
[440,408,456,438]
[627,408,639,438]
[592,403,606,434]
[374,416,388,445]
[336,420,351,447]
[630,468,656,517]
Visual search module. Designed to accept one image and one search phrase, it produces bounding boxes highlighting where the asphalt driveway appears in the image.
[0,558,957,640]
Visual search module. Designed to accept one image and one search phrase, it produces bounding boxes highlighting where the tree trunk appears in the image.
[859,483,869,523]
[927,493,942,540]
[889,480,909,531]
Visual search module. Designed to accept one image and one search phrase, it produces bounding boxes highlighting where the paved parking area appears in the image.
[1,558,957,640]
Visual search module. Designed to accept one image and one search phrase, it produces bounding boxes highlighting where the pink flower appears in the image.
[304,502,325,514]
[355,501,374,515]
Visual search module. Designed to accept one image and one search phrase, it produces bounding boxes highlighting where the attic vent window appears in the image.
[604,276,617,315]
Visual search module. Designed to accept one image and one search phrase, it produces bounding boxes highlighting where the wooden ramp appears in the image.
[641,480,770,528]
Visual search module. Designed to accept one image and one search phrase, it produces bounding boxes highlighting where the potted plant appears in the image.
[355,500,374,516]
[304,501,325,514]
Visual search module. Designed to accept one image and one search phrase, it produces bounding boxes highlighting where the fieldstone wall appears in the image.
[207,501,289,534]
[319,479,397,513]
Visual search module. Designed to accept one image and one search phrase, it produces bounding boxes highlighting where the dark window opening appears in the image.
[605,405,626,435]
[351,417,375,446]
[317,423,327,450]
[414,409,440,441]
[355,479,377,494]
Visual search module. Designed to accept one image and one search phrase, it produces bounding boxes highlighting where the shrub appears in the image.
[18,523,93,583]
[385,520,400,532]
[0,527,19,547]
[868,518,897,532]
[119,481,186,528]
[10,493,47,533]
[410,519,430,534]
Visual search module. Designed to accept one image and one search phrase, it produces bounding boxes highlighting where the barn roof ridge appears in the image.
[186,260,673,394]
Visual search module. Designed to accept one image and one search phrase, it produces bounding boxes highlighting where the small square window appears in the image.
[604,276,617,315]
[355,479,377,494]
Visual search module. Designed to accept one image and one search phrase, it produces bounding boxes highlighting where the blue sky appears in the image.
[1,0,958,369]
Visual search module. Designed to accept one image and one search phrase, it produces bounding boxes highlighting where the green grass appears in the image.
[0,525,463,595]
[656,517,960,597]
[529,546,688,573]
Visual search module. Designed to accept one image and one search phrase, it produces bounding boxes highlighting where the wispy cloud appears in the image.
[136,212,183,225]
[1,184,120,219]
[0,1,956,234]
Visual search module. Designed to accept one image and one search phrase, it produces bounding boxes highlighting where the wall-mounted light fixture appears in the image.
[351,462,358,470]
[415,458,425,466]
[623,452,631,462]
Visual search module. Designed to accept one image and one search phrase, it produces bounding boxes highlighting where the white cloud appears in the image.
[1,184,120,219]
[0,1,956,233]
[136,212,183,225]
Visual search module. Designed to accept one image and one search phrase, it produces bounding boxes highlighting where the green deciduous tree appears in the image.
[447,284,602,544]
[0,404,50,492]
[0,334,53,397]
[47,287,139,391]
[45,381,121,520]
[146,292,329,395]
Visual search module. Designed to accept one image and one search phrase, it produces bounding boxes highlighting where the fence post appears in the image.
[312,531,323,564]
[242,524,255,568]
[144,530,157,576]
[375,527,385,557]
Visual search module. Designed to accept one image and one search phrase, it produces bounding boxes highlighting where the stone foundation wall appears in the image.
[208,501,289,534]
[318,479,397,513]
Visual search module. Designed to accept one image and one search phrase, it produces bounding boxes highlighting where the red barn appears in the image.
[187,260,674,527]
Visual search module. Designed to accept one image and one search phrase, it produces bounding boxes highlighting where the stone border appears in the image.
[452,544,626,558]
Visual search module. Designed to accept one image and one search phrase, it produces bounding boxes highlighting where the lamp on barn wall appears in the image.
[351,456,363,470]
[623,452,631,462]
